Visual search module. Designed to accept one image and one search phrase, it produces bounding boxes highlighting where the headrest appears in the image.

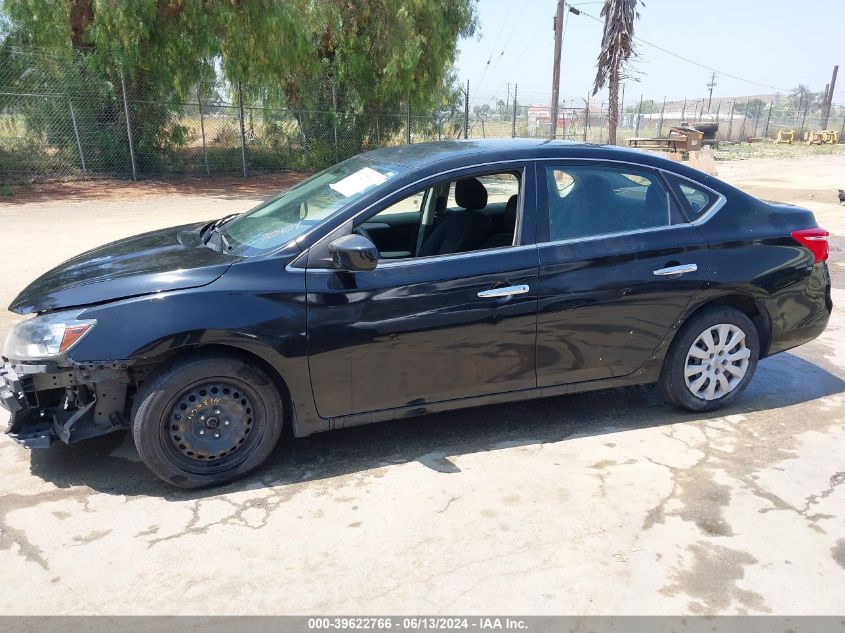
[455,178,488,211]
[504,194,518,231]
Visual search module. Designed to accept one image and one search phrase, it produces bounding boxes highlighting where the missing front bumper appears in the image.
[0,359,134,447]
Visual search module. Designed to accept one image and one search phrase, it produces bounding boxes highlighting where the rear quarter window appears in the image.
[666,175,718,221]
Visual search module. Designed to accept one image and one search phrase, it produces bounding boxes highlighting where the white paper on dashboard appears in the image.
[329,167,387,197]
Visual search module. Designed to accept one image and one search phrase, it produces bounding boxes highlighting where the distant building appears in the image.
[527,105,576,128]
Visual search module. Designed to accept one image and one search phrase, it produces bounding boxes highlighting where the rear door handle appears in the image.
[478,284,530,298]
[653,263,698,276]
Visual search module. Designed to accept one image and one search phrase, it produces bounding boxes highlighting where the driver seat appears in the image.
[418,178,492,257]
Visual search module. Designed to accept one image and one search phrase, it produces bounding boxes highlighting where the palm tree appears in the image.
[592,0,640,145]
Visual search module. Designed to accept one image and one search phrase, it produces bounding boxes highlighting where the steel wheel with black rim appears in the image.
[132,354,284,488]
[659,306,760,412]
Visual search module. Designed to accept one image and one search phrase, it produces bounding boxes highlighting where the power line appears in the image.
[477,2,529,96]
[475,3,515,94]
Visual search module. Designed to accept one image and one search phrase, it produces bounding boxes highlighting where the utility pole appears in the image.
[511,84,518,138]
[506,83,511,115]
[549,0,565,139]
[821,65,838,129]
[706,72,718,113]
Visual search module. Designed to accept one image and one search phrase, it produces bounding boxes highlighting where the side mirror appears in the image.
[328,234,380,272]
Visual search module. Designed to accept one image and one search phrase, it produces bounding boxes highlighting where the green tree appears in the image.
[1,0,477,169]
[626,99,658,114]
[786,84,822,112]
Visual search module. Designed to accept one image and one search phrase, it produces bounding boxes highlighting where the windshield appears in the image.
[220,156,403,256]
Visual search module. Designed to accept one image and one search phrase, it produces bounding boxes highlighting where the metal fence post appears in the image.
[634,95,643,136]
[599,101,605,143]
[739,101,750,141]
[198,98,209,176]
[376,115,380,146]
[464,79,469,140]
[763,101,773,139]
[657,97,666,138]
[619,84,626,131]
[727,98,736,141]
[583,93,589,142]
[237,83,248,177]
[119,68,137,181]
[406,101,411,144]
[331,82,338,162]
[511,84,518,138]
[68,99,87,176]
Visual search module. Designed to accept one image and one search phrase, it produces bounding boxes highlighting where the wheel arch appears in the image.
[680,293,772,357]
[131,342,295,434]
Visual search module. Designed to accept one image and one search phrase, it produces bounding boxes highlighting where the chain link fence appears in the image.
[2,46,843,185]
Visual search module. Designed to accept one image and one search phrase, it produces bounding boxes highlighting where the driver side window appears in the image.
[355,170,522,261]
[373,191,426,218]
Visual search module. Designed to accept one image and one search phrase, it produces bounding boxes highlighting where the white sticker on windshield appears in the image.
[329,167,387,197]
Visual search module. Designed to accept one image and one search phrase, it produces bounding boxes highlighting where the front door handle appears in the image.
[478,284,530,298]
[653,263,698,276]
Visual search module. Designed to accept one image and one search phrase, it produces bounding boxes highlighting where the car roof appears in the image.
[361,138,660,169]
[355,138,743,198]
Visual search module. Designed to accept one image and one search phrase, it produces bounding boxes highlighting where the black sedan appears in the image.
[0,139,832,487]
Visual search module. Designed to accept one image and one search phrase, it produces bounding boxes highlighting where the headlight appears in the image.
[3,310,96,360]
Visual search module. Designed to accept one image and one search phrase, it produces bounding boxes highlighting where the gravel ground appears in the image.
[0,154,844,615]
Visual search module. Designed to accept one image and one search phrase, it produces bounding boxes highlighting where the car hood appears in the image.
[9,221,239,314]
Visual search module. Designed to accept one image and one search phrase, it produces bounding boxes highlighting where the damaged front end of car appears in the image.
[0,358,135,448]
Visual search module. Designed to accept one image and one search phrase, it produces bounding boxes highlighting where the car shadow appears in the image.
[27,351,845,499]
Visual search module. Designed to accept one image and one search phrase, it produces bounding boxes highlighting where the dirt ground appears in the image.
[0,152,844,615]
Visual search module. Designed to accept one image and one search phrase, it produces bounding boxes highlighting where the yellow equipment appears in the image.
[807,130,839,145]
[776,130,795,144]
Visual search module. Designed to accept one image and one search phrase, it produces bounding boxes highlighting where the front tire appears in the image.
[132,354,284,488]
[659,306,760,412]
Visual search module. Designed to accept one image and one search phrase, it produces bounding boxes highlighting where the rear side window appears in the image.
[544,165,684,242]
[665,174,718,221]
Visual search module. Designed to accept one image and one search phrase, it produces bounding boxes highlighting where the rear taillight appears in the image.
[791,228,829,263]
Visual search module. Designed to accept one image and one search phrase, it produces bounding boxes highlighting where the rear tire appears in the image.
[659,307,760,412]
[132,354,284,488]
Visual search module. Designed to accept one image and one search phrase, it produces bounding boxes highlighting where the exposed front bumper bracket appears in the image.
[1,359,134,447]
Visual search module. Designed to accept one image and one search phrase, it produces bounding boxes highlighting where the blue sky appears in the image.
[455,0,844,107]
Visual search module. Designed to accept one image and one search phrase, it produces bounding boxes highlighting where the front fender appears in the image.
[68,259,328,437]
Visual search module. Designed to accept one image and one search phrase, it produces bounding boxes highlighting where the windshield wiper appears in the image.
[201,214,240,253]
[201,213,240,244]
